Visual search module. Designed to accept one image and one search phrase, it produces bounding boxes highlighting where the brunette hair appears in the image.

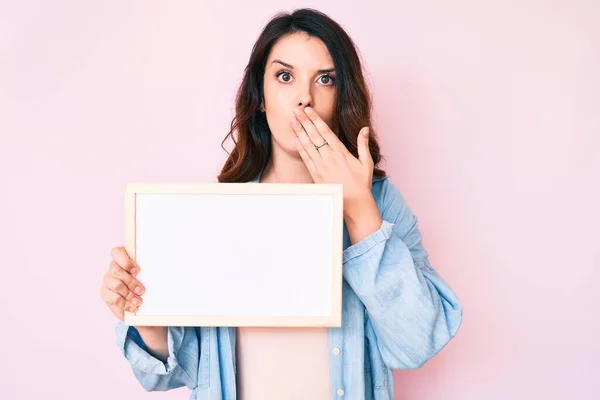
[217,8,386,182]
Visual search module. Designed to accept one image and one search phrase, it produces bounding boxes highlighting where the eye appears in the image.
[318,74,335,86]
[276,71,293,83]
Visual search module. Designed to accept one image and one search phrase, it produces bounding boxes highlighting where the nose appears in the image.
[295,83,313,109]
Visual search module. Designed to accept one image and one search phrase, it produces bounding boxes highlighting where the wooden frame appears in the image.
[123,182,344,327]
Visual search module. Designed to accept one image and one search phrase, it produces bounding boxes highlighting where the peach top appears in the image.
[236,327,332,399]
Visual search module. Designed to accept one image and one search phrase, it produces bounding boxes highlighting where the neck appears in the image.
[260,144,314,184]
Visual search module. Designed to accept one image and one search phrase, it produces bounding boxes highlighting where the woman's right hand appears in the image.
[100,246,146,321]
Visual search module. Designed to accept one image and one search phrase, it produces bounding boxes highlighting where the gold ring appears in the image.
[315,141,328,150]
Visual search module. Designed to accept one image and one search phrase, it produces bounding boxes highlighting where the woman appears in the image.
[101,8,463,400]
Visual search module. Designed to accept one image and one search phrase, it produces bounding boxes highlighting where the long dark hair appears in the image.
[217,8,386,183]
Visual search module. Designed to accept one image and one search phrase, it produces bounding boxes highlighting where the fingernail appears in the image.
[135,286,143,294]
[293,107,302,115]
[132,298,141,306]
[305,106,312,113]
[131,268,138,275]
[363,127,369,137]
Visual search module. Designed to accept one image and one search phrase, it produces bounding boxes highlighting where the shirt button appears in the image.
[333,347,341,355]
[337,389,345,396]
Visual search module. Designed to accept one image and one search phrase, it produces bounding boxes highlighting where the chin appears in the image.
[286,142,301,157]
[271,133,300,154]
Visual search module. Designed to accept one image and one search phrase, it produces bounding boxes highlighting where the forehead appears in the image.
[267,32,334,69]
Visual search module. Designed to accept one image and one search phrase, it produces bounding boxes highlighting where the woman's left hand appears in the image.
[292,106,382,243]
[292,106,373,202]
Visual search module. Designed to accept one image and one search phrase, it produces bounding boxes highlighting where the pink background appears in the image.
[1,1,599,399]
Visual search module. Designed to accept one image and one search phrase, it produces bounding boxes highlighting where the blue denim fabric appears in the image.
[115,173,463,399]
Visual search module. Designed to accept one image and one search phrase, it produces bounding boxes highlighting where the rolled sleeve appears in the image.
[343,220,394,264]
[115,321,199,391]
[115,322,182,375]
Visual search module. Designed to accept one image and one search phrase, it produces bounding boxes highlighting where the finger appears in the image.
[291,118,323,169]
[357,127,373,166]
[111,246,139,274]
[100,285,138,312]
[293,107,332,160]
[302,107,348,155]
[104,272,144,306]
[109,304,125,321]
[108,261,145,295]
[295,137,319,179]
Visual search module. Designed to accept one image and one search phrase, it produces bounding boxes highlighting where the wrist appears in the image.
[343,189,376,220]
[343,191,382,245]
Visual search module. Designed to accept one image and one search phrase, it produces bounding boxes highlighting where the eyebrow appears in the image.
[271,59,335,74]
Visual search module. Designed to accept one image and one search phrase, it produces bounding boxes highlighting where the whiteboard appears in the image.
[123,182,343,327]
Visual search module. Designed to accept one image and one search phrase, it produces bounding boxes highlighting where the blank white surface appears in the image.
[134,193,335,318]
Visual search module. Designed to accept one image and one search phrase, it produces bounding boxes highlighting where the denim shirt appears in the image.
[115,174,463,399]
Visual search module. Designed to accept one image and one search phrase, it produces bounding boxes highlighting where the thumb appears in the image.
[357,127,372,165]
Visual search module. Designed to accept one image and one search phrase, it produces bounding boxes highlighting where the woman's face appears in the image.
[262,32,337,154]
